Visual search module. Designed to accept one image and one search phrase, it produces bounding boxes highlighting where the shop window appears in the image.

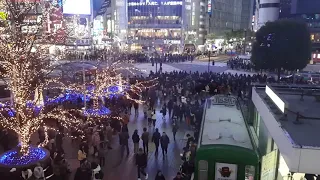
[198,160,208,180]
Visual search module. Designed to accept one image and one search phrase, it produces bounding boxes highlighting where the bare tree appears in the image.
[0,0,80,154]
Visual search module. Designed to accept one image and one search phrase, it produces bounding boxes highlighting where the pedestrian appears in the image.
[186,134,195,149]
[119,131,130,156]
[141,127,149,154]
[161,104,167,120]
[98,143,106,167]
[33,162,45,180]
[135,148,148,180]
[155,170,165,180]
[147,108,153,126]
[77,146,86,165]
[132,129,140,154]
[151,109,156,127]
[160,132,170,159]
[173,172,183,180]
[105,123,113,149]
[21,168,33,180]
[151,128,161,155]
[91,162,102,180]
[134,102,139,116]
[172,123,179,141]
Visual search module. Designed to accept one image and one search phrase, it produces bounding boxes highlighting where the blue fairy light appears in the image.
[83,106,111,117]
[0,147,48,166]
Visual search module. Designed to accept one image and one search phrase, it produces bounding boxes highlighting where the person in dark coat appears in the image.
[160,132,170,158]
[119,131,129,156]
[135,148,148,179]
[132,129,140,154]
[141,127,149,154]
[155,170,165,180]
[151,128,161,155]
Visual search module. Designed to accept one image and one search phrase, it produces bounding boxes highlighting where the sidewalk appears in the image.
[102,103,190,180]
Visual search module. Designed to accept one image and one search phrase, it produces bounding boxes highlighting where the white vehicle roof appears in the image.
[200,95,253,150]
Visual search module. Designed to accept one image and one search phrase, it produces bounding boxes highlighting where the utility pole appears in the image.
[207,14,212,72]
[243,29,247,55]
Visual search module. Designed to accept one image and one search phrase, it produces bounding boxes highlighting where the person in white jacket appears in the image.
[33,163,45,180]
[21,168,33,179]
[91,162,103,180]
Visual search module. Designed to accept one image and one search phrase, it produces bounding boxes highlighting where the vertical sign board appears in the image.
[215,162,237,180]
[208,0,212,15]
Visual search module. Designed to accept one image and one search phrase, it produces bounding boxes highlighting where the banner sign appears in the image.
[128,1,182,6]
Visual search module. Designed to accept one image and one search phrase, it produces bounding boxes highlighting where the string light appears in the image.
[0,0,83,155]
[0,0,158,156]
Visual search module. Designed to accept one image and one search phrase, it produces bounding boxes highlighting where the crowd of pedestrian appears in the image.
[227,57,254,70]
[1,56,306,180]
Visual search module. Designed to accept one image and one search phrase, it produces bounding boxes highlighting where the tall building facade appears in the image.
[256,0,280,30]
[207,0,254,37]
[183,0,207,46]
[126,0,183,52]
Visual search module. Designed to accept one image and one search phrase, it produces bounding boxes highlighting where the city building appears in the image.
[289,0,320,63]
[207,0,254,36]
[240,84,320,180]
[183,0,207,47]
[126,0,183,52]
[256,0,280,30]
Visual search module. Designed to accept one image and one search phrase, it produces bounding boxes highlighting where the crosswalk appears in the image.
[134,61,228,75]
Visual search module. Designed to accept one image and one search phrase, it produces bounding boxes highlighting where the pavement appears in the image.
[59,100,190,180]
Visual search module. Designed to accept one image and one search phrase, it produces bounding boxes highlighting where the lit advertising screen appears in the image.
[63,0,91,15]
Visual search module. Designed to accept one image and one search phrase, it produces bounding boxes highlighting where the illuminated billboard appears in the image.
[63,0,91,15]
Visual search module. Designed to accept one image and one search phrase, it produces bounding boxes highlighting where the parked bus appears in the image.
[195,95,259,180]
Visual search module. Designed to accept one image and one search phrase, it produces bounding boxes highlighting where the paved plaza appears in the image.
[61,102,191,180]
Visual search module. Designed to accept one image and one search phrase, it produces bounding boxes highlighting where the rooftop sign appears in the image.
[210,95,236,106]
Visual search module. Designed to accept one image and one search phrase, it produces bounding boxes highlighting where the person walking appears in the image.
[151,128,161,155]
[147,108,153,127]
[135,148,148,180]
[151,109,156,127]
[119,131,130,156]
[161,104,167,120]
[155,170,165,180]
[33,163,45,180]
[77,146,86,165]
[132,129,140,154]
[160,132,170,159]
[141,128,149,154]
[98,143,106,167]
[172,123,179,141]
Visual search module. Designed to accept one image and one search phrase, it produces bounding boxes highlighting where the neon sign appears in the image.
[128,1,182,6]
